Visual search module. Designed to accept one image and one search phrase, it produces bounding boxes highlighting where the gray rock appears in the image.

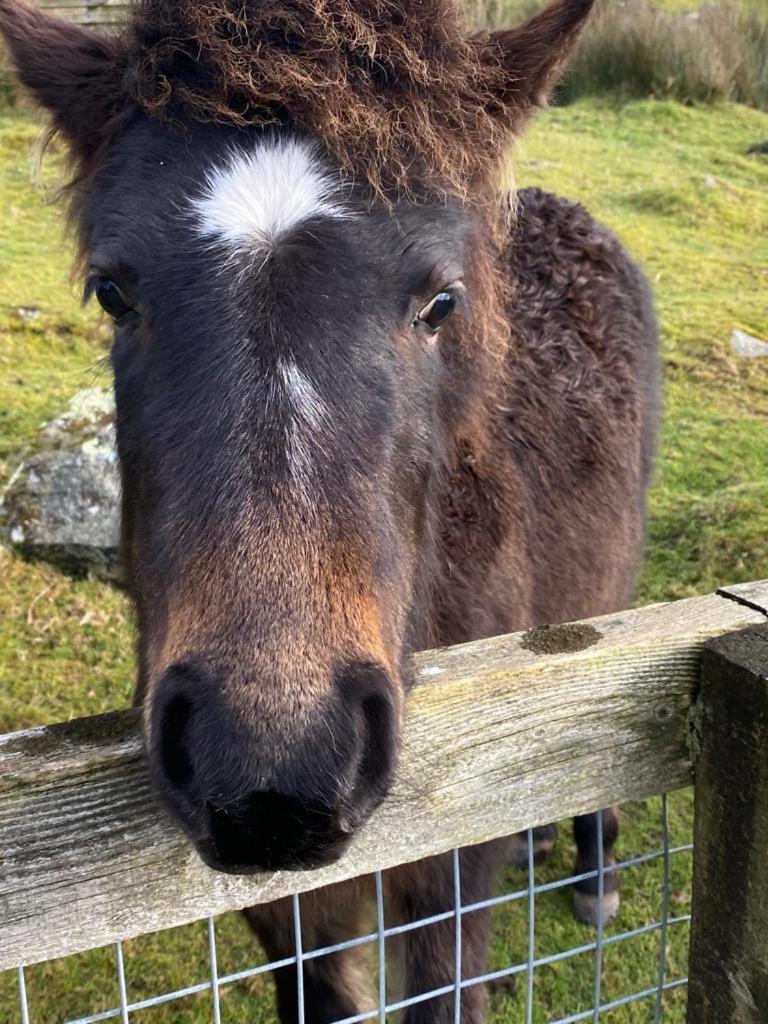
[1,388,123,581]
[731,329,768,359]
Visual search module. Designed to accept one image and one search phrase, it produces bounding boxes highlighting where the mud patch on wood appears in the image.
[521,622,602,655]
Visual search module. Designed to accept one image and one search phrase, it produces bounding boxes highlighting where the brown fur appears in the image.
[433,187,657,647]
[123,0,591,200]
[1,0,658,1018]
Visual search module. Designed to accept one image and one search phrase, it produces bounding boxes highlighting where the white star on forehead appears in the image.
[191,136,351,253]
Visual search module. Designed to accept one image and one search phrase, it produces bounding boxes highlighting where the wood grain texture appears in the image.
[31,0,129,26]
[687,625,768,1024]
[1,591,764,969]
[717,579,768,617]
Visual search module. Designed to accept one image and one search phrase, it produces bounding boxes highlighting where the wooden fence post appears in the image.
[687,624,768,1023]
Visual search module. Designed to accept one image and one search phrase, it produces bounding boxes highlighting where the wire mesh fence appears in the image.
[5,792,693,1024]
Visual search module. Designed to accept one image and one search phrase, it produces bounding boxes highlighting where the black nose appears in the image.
[200,790,348,872]
[147,660,398,873]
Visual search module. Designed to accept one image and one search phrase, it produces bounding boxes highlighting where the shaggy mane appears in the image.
[125,0,512,198]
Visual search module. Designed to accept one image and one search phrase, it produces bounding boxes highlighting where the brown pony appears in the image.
[0,0,658,1018]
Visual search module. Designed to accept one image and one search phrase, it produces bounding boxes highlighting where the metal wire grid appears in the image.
[14,795,690,1024]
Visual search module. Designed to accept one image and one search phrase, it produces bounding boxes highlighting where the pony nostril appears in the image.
[356,687,397,801]
[335,661,399,824]
[152,661,211,793]
[159,693,195,789]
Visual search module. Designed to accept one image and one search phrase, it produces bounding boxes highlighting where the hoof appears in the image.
[573,888,620,927]
[508,826,558,870]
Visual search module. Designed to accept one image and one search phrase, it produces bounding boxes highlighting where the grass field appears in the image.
[491,0,761,18]
[1,88,767,1023]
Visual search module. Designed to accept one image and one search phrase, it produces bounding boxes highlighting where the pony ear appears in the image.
[0,0,125,159]
[477,0,594,126]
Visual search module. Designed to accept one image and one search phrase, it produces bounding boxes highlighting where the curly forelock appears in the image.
[124,0,513,198]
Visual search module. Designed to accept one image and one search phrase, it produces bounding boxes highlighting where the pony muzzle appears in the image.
[145,659,399,873]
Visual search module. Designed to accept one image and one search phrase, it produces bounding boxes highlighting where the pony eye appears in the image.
[94,278,134,321]
[417,290,456,331]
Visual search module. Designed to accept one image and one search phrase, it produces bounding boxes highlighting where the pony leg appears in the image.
[244,879,375,1024]
[389,842,504,1024]
[507,823,559,870]
[572,808,620,926]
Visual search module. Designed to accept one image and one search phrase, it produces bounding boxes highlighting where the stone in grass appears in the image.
[1,388,123,582]
[731,329,768,359]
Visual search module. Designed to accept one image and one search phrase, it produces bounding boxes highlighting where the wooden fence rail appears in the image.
[29,0,129,27]
[1,581,767,975]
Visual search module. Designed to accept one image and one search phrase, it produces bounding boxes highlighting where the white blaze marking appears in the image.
[280,359,328,432]
[191,139,343,496]
[276,359,332,494]
[192,137,349,252]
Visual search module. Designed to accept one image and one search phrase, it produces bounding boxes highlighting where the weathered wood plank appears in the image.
[0,591,764,969]
[687,625,768,1023]
[717,579,768,617]
[30,0,129,25]
[35,0,129,9]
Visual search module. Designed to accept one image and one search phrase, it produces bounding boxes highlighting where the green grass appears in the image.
[482,0,768,113]
[1,94,767,1021]
[487,0,762,22]
[515,98,768,602]
[0,113,134,735]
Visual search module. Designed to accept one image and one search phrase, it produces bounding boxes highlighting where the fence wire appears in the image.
[11,794,691,1024]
